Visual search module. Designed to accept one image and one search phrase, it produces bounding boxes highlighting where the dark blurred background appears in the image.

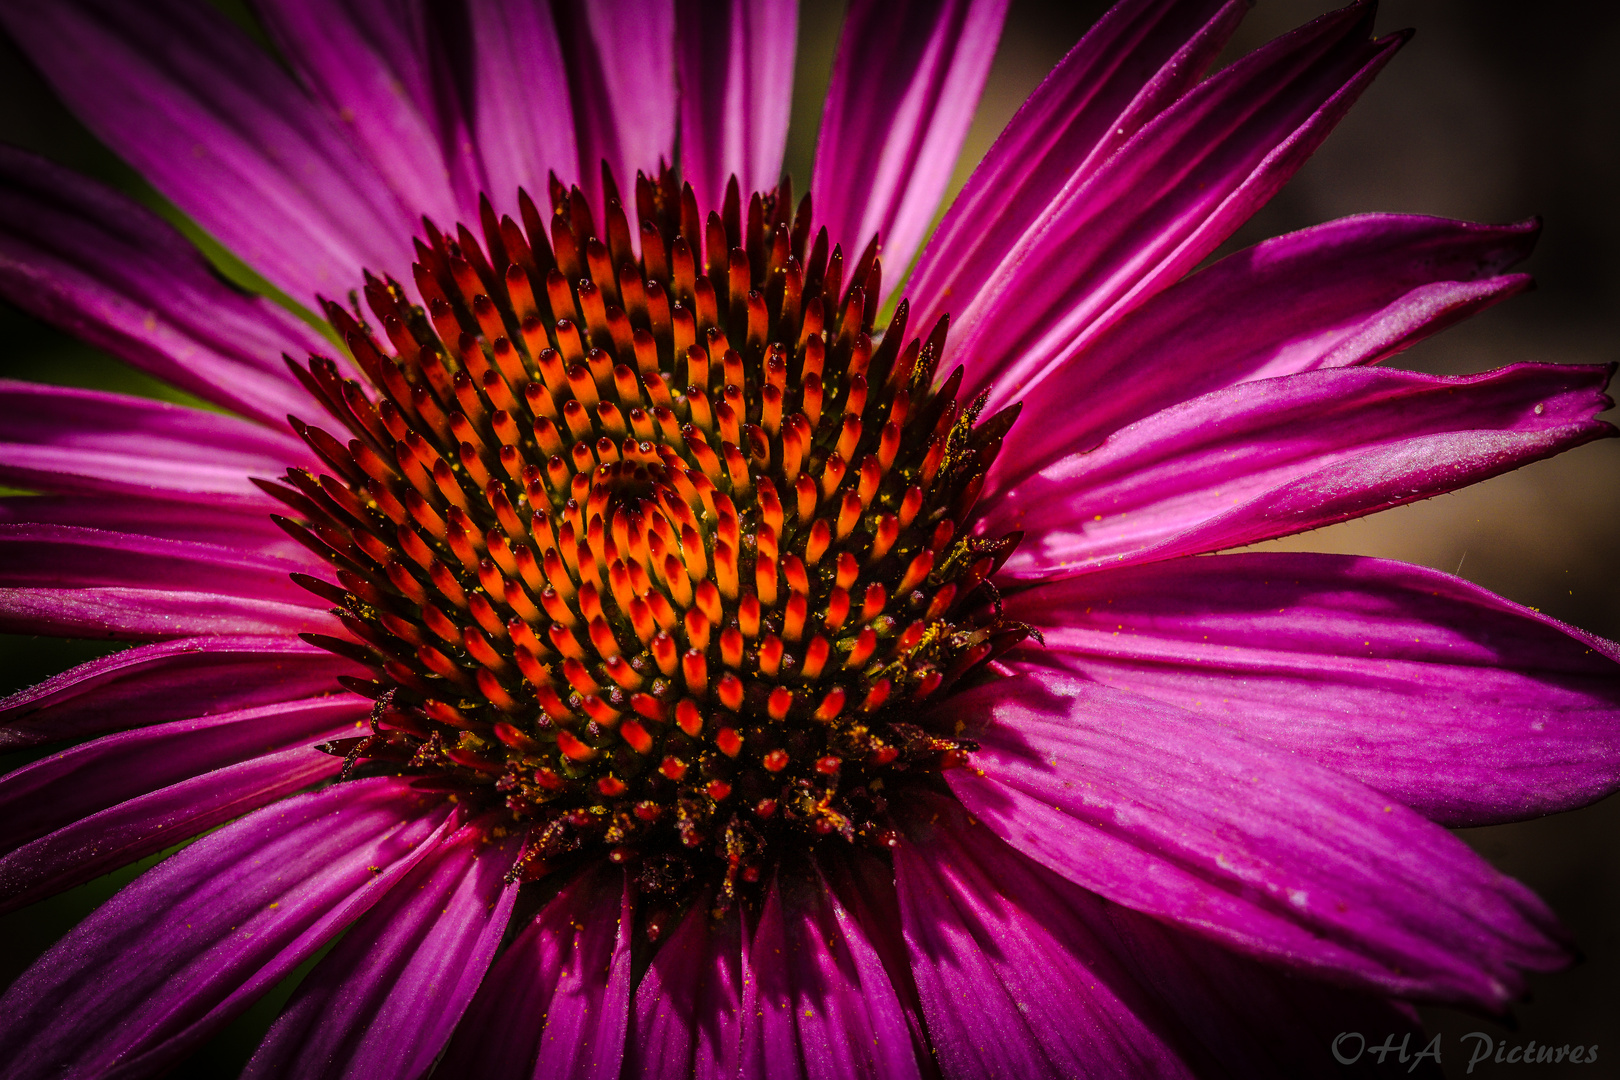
[2,1,1616,1076]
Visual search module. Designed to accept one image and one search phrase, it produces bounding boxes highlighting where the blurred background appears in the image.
[1,1,1616,1075]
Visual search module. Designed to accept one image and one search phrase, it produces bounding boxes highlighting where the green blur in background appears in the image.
[1,1,1616,1076]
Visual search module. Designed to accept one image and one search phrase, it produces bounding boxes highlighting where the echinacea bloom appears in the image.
[1,0,1618,1076]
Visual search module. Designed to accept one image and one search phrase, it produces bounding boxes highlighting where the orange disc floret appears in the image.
[277,167,1025,903]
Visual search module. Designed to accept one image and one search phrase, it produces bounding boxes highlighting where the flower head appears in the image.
[285,166,1020,902]
[0,0,1617,1078]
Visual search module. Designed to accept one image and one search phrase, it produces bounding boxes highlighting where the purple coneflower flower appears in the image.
[1,0,1617,1076]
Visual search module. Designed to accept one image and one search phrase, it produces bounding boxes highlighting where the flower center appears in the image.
[276,168,1024,904]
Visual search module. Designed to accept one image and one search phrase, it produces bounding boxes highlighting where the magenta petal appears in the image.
[0,744,341,914]
[0,635,359,750]
[0,381,313,504]
[991,214,1541,490]
[1002,552,1620,826]
[463,0,582,209]
[243,822,521,1080]
[1100,899,1434,1079]
[907,0,1245,333]
[740,867,924,1080]
[0,147,329,426]
[0,778,453,1080]
[0,0,417,305]
[676,0,797,217]
[554,0,677,210]
[952,4,1401,413]
[0,585,333,642]
[812,0,1009,277]
[987,363,1616,578]
[0,493,316,563]
[0,694,365,858]
[438,862,631,1080]
[253,0,477,228]
[0,525,336,639]
[895,790,1199,1079]
[627,894,745,1080]
[816,850,933,1067]
[900,792,1432,1079]
[529,868,634,1079]
[943,669,1569,1008]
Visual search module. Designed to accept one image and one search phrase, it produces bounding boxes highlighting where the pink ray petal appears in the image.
[626,893,746,1080]
[0,778,454,1080]
[900,791,1433,1079]
[253,0,480,227]
[463,0,582,211]
[990,213,1540,492]
[951,3,1401,413]
[0,525,339,638]
[0,695,366,858]
[813,0,1009,279]
[0,635,358,750]
[553,0,677,210]
[0,744,341,915]
[676,0,797,216]
[987,363,1614,578]
[907,0,1245,329]
[943,669,1569,1010]
[0,494,317,564]
[438,862,632,1080]
[0,147,329,426]
[740,866,924,1080]
[243,820,522,1079]
[0,0,419,304]
[0,381,314,505]
[1002,552,1620,826]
